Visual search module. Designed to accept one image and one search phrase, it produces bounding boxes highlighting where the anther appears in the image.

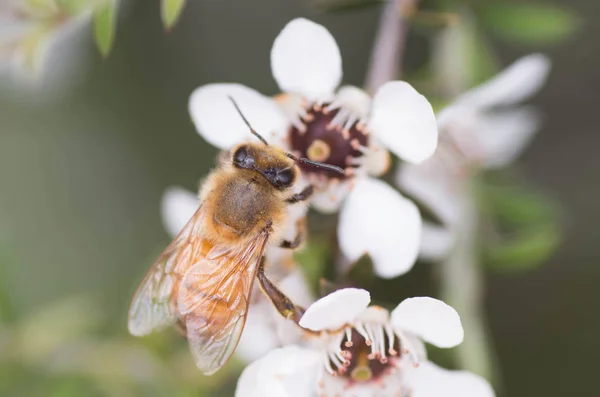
[303,113,315,122]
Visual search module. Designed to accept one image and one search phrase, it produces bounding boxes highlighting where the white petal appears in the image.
[395,162,459,227]
[309,179,352,214]
[355,305,389,324]
[236,346,320,397]
[189,83,289,149]
[278,268,314,308]
[368,81,438,163]
[338,177,422,278]
[364,142,391,177]
[411,361,495,397]
[476,107,541,168]
[455,53,551,109]
[419,222,454,261]
[160,187,199,237]
[333,85,371,120]
[299,288,370,331]
[271,18,342,101]
[391,297,464,348]
[236,299,280,363]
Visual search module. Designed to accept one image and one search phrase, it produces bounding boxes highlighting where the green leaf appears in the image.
[161,0,187,31]
[478,172,562,273]
[310,0,382,13]
[293,240,332,289]
[93,1,117,57]
[481,3,581,45]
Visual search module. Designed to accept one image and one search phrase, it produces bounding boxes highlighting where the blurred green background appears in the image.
[0,0,598,396]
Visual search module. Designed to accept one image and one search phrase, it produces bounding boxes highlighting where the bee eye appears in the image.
[275,168,295,188]
[233,146,255,168]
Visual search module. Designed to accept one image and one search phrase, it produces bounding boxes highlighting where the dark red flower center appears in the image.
[288,104,369,179]
[332,329,401,383]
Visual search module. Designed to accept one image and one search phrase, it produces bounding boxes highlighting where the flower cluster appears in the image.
[0,0,101,89]
[396,53,551,260]
[158,13,552,397]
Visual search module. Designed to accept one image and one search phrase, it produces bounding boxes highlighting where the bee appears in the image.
[128,98,343,375]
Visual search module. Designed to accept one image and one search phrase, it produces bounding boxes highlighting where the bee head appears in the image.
[228,96,344,190]
[232,143,297,190]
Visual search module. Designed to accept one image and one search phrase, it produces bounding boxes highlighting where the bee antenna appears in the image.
[285,153,345,175]
[228,96,269,146]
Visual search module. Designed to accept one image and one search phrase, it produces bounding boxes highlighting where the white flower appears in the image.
[0,0,97,91]
[396,54,551,260]
[188,18,439,278]
[160,186,312,362]
[236,288,493,397]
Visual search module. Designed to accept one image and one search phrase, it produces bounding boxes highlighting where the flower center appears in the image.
[288,103,369,179]
[325,326,401,383]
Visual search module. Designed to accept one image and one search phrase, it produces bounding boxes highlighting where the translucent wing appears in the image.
[177,228,271,375]
[128,205,206,336]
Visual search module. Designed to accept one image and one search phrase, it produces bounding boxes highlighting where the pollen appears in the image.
[289,104,369,179]
[307,139,332,163]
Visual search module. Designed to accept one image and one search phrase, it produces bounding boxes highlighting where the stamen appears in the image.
[354,322,370,344]
[396,330,420,366]
[323,354,336,375]
[343,115,358,133]
[302,113,315,122]
[385,324,397,356]
[345,328,353,347]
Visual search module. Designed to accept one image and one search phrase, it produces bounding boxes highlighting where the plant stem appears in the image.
[440,181,501,385]
[365,0,417,92]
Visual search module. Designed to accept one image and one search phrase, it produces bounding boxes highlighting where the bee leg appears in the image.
[285,185,314,204]
[257,258,306,324]
[279,230,302,249]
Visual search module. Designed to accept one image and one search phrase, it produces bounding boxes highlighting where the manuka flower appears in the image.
[189,18,439,278]
[396,54,551,260]
[0,0,97,89]
[235,288,494,397]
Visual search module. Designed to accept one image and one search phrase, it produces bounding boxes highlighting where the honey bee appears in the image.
[128,98,343,375]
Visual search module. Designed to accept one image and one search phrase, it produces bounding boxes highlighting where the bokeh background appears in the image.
[1,0,598,396]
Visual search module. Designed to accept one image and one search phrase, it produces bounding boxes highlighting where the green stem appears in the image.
[440,181,501,386]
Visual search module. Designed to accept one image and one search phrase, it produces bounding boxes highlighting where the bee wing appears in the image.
[128,205,206,336]
[178,228,271,375]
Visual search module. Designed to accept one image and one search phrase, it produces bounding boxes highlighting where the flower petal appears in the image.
[160,187,199,237]
[333,85,371,120]
[476,107,541,168]
[419,222,454,261]
[309,179,352,214]
[189,83,289,149]
[338,177,422,278]
[364,142,391,177]
[271,18,342,101]
[368,81,438,163]
[236,299,281,363]
[391,297,463,348]
[395,162,460,227]
[236,346,320,397]
[410,361,495,397]
[454,53,551,109]
[299,288,370,331]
